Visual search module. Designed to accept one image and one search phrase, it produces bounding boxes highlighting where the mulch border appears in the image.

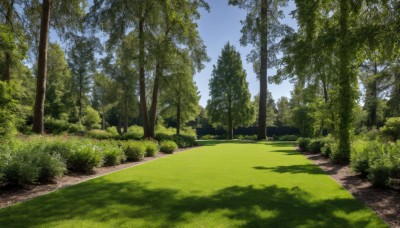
[302,150,399,228]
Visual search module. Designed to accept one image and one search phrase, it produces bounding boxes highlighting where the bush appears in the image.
[235,135,257,140]
[66,145,103,173]
[330,145,350,164]
[350,141,371,176]
[297,138,311,151]
[98,141,125,166]
[278,135,299,141]
[200,134,216,140]
[155,133,173,142]
[82,106,101,130]
[380,117,400,142]
[120,125,143,140]
[122,141,146,161]
[172,134,197,148]
[143,140,158,157]
[321,141,334,158]
[307,139,324,153]
[367,141,400,188]
[68,123,86,134]
[2,142,66,185]
[88,129,115,140]
[45,118,85,135]
[159,140,178,154]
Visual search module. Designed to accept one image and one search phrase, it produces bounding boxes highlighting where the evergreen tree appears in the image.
[207,43,255,139]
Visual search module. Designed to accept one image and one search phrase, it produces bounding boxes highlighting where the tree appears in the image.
[44,43,74,119]
[68,35,99,123]
[89,0,208,138]
[229,0,291,140]
[276,96,291,127]
[252,93,277,126]
[207,43,255,139]
[160,52,200,135]
[31,0,87,133]
[92,72,116,130]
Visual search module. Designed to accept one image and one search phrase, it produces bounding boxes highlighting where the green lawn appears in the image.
[0,141,386,227]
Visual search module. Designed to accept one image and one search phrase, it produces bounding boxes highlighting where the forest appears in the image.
[0,0,400,212]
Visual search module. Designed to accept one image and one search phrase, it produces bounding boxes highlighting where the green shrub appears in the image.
[321,141,334,158]
[82,106,101,130]
[172,134,197,148]
[155,125,175,136]
[155,133,173,142]
[235,135,257,140]
[159,140,178,154]
[143,140,158,157]
[380,117,400,142]
[122,141,146,161]
[68,123,86,134]
[297,138,311,151]
[66,145,103,173]
[200,134,216,140]
[367,142,400,188]
[120,125,143,140]
[350,141,372,176]
[88,129,115,140]
[278,135,299,141]
[45,118,85,135]
[98,141,125,166]
[330,144,350,164]
[307,139,324,153]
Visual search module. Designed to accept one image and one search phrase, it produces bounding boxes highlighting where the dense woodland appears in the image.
[0,1,400,166]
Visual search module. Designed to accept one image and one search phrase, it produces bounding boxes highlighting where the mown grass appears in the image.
[0,141,386,227]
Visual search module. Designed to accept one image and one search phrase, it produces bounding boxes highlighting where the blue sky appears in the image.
[195,1,298,107]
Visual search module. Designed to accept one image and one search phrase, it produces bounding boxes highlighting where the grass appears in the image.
[0,141,386,227]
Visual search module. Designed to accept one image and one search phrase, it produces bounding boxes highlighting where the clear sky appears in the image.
[195,1,298,107]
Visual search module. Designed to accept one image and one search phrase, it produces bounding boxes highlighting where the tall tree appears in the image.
[207,43,255,139]
[31,0,87,133]
[276,96,291,127]
[229,0,291,140]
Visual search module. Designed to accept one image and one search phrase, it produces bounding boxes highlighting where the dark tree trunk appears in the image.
[138,18,151,138]
[257,0,268,140]
[32,0,51,134]
[2,1,13,82]
[149,63,161,138]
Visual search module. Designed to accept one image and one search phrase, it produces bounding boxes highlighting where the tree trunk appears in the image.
[138,18,151,138]
[149,63,161,138]
[2,1,13,82]
[257,0,268,140]
[337,0,353,160]
[176,97,181,135]
[32,0,51,134]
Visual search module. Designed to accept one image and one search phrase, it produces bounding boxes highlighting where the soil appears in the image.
[303,151,400,228]
[0,147,195,209]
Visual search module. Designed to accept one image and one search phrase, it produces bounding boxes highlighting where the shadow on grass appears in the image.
[253,164,326,175]
[0,179,382,227]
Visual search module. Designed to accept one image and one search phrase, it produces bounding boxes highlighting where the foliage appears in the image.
[0,81,19,139]
[380,117,400,142]
[87,130,115,140]
[277,135,298,141]
[235,135,257,140]
[297,138,311,151]
[122,141,146,161]
[207,43,255,139]
[66,145,103,173]
[82,106,101,130]
[98,141,126,166]
[159,140,178,154]
[45,117,85,134]
[307,139,326,154]
[143,140,158,157]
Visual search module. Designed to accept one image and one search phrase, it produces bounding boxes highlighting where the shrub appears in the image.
[307,139,324,153]
[380,117,400,142]
[122,141,146,161]
[82,106,101,130]
[321,141,335,158]
[88,129,115,140]
[143,140,158,157]
[159,140,178,154]
[68,123,86,134]
[235,135,257,140]
[330,144,350,164]
[155,125,175,136]
[297,138,311,151]
[367,142,400,188]
[66,145,103,173]
[350,141,372,176]
[45,118,86,135]
[155,133,173,142]
[200,134,217,140]
[172,134,197,148]
[98,141,126,166]
[120,125,143,140]
[278,135,299,141]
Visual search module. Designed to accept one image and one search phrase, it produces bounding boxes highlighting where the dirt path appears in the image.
[0,147,196,209]
[303,152,400,228]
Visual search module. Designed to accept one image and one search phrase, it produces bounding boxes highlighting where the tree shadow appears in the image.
[0,179,384,227]
[253,165,326,175]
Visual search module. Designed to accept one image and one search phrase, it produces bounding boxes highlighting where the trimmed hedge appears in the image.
[143,140,158,157]
[122,141,146,161]
[159,140,178,154]
[297,138,311,151]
